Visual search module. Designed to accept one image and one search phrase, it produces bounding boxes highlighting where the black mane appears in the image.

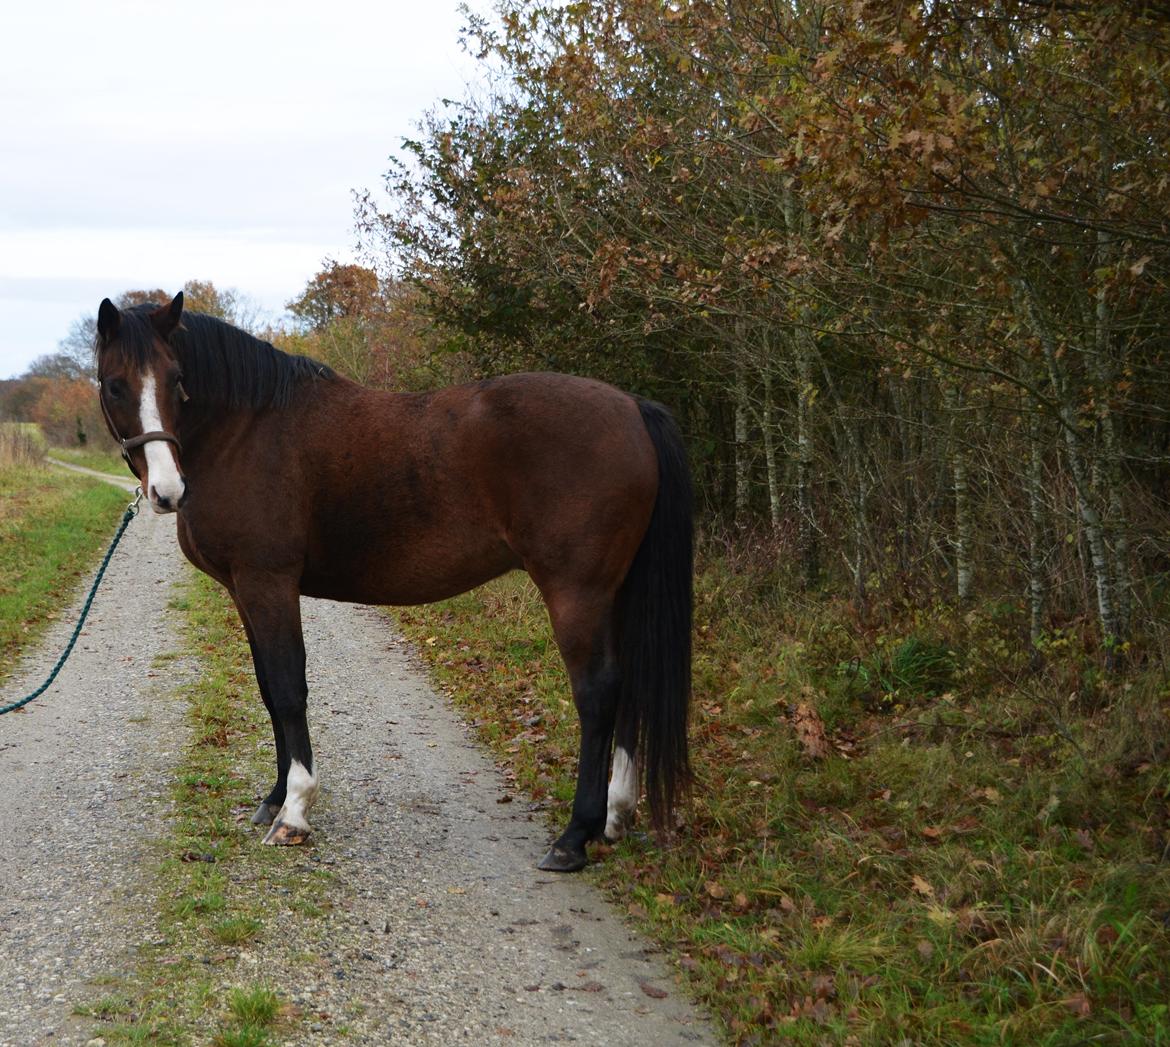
[97,304,334,411]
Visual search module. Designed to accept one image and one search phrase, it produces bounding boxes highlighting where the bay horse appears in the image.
[94,293,692,872]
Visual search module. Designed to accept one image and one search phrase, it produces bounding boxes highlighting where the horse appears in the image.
[93,292,692,872]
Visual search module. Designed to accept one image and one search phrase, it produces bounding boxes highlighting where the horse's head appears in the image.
[95,292,189,514]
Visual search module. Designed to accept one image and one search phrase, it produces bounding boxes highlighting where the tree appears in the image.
[362,0,1169,663]
[56,315,98,379]
[286,261,382,330]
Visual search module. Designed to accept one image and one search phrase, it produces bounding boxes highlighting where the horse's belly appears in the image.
[299,539,521,606]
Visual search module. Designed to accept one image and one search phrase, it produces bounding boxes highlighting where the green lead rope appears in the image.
[0,487,143,716]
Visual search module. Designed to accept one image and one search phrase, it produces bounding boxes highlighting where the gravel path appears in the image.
[282,599,712,1044]
[0,504,187,1046]
[1,472,713,1045]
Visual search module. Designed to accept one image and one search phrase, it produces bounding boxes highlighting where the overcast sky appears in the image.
[0,0,480,379]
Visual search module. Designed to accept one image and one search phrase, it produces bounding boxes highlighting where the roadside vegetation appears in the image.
[0,431,130,683]
[396,557,1170,1044]
[50,443,128,476]
[77,573,328,1046]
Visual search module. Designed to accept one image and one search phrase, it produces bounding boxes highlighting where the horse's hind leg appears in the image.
[604,717,639,842]
[536,588,619,873]
[232,571,318,846]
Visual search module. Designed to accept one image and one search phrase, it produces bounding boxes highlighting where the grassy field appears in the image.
[0,461,132,683]
[394,560,1170,1045]
[50,443,130,476]
[77,572,327,1045]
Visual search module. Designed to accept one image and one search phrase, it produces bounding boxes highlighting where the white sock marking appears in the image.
[605,746,638,841]
[139,371,184,512]
[279,759,319,832]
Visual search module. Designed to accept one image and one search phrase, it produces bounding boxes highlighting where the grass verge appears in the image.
[393,563,1170,1045]
[0,462,130,684]
[50,443,130,476]
[77,572,332,1045]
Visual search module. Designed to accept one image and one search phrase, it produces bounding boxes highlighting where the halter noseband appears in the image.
[98,379,185,481]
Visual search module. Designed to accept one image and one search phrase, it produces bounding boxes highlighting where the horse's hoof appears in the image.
[251,802,277,827]
[262,819,310,846]
[537,844,588,873]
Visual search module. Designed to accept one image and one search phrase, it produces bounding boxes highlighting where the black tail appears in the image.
[616,399,694,830]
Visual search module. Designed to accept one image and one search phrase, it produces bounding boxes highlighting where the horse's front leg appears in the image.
[232,570,318,846]
[231,601,289,827]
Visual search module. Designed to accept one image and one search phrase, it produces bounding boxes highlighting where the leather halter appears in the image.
[98,379,185,481]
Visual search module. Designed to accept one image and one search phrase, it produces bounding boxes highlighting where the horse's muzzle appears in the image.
[149,479,188,514]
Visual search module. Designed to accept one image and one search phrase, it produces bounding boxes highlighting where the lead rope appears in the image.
[0,487,143,716]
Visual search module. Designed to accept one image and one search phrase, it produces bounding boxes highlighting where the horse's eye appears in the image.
[106,379,128,401]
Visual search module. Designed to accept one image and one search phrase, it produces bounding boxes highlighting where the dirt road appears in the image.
[0,474,713,1045]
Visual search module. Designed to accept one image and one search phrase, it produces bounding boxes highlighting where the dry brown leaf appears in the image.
[639,981,669,999]
[911,875,935,898]
[793,700,831,761]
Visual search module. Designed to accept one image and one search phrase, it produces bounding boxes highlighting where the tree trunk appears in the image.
[946,384,973,604]
[734,359,750,527]
[1026,403,1047,665]
[762,368,781,531]
[1089,225,1132,641]
[1017,277,1122,662]
[795,331,818,586]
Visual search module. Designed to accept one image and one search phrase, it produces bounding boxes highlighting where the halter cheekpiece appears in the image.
[98,378,185,481]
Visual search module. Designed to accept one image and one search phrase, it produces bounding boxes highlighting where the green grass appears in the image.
[76,572,332,1045]
[393,560,1170,1045]
[0,462,130,683]
[50,443,130,476]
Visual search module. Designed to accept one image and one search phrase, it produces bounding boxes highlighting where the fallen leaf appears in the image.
[704,880,726,900]
[911,875,935,898]
[793,701,830,760]
[639,981,668,999]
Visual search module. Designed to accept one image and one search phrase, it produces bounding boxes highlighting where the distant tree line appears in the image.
[0,280,252,448]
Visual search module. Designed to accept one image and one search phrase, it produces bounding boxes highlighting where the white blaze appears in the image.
[605,746,638,841]
[280,759,320,832]
[139,371,184,512]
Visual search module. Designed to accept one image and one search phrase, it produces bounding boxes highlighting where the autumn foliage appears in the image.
[360,0,1170,667]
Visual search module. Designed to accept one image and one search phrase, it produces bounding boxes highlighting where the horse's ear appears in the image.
[97,298,120,344]
[150,291,184,339]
